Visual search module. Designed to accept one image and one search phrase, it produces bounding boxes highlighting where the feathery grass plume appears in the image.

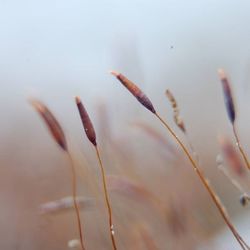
[110,71,156,114]
[165,89,199,162]
[165,89,186,133]
[218,136,245,176]
[112,71,249,250]
[29,98,85,250]
[218,69,250,171]
[29,99,67,150]
[218,69,236,124]
[75,96,117,250]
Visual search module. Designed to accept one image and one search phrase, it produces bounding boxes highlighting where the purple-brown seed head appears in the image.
[29,99,67,151]
[110,71,156,114]
[75,96,97,146]
[218,69,236,124]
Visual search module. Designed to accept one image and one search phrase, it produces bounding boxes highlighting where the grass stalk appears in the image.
[232,124,250,170]
[75,96,118,250]
[67,152,86,250]
[95,146,117,250]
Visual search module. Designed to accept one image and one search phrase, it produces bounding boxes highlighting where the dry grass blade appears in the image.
[29,98,67,151]
[39,196,94,214]
[75,96,97,146]
[107,175,165,213]
[110,71,156,114]
[165,89,186,133]
[218,69,236,124]
[131,121,177,156]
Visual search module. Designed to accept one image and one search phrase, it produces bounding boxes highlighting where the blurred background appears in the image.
[1,0,250,249]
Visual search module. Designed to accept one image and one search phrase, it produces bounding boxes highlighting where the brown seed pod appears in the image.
[75,96,97,146]
[110,71,156,114]
[29,99,67,151]
[218,69,236,124]
[165,89,186,133]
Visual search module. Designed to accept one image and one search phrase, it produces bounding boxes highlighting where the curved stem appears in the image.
[155,113,249,250]
[95,146,117,250]
[67,152,85,250]
[233,124,250,170]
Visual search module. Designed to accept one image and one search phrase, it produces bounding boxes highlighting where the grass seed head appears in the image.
[75,96,97,146]
[29,98,67,151]
[218,69,236,124]
[165,89,186,133]
[110,71,156,114]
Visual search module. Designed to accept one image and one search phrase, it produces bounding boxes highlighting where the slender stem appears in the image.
[233,124,250,170]
[218,164,245,194]
[95,146,117,250]
[155,113,249,250]
[184,132,200,165]
[67,152,85,250]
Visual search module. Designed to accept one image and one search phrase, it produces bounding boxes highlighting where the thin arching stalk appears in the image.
[95,146,117,250]
[67,152,86,250]
[155,113,249,250]
[232,124,250,170]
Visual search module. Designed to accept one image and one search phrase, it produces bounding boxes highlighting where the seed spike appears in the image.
[110,70,156,114]
[218,69,236,124]
[75,96,97,146]
[29,98,67,151]
[218,69,250,171]
[165,89,186,133]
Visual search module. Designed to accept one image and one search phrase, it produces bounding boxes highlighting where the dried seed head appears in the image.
[29,99,67,151]
[218,69,236,124]
[110,71,156,114]
[239,194,250,207]
[165,89,186,133]
[75,96,97,146]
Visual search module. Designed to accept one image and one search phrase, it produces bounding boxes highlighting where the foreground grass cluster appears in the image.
[30,69,250,250]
